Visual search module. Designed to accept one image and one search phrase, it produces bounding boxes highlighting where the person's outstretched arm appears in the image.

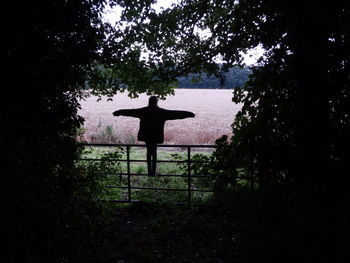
[164,110,195,120]
[113,109,141,118]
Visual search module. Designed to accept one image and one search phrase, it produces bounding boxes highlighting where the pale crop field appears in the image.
[78,89,242,145]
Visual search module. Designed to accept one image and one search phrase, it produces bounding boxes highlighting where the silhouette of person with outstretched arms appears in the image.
[113,96,195,176]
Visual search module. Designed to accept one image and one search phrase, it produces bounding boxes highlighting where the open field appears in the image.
[78,89,242,145]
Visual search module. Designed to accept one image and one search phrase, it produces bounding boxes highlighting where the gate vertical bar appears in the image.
[187,146,192,204]
[126,145,131,202]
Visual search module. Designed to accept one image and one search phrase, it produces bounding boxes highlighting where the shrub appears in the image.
[90,124,119,143]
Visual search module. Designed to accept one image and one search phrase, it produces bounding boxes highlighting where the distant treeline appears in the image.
[83,66,251,90]
[178,67,251,89]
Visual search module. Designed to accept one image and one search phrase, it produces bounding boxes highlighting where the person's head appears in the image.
[148,96,158,107]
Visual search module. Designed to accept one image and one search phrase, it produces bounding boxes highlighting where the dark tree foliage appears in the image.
[228,0,350,192]
[2,1,109,262]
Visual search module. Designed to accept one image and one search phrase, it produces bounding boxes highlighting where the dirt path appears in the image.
[89,203,238,263]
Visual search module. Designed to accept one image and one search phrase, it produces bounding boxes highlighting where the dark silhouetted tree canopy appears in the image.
[3,1,111,262]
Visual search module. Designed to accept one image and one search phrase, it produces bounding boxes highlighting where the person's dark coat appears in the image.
[113,106,195,144]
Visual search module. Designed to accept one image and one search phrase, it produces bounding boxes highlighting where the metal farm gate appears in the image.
[77,143,256,204]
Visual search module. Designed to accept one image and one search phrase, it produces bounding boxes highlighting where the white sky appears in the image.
[102,0,264,65]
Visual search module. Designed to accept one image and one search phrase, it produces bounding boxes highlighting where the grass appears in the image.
[78,146,215,204]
